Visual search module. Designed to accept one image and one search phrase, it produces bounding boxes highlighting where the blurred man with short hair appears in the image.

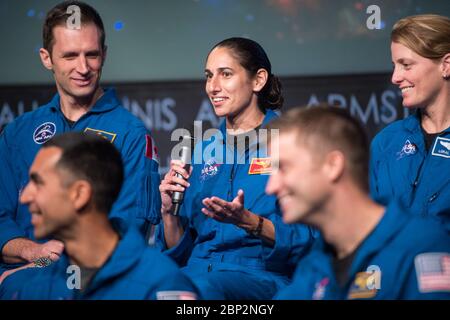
[0,132,198,300]
[267,106,450,299]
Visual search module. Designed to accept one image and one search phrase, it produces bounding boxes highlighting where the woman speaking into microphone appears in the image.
[156,37,315,300]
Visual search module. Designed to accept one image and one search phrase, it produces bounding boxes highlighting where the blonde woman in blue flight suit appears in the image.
[156,37,315,300]
[370,15,450,231]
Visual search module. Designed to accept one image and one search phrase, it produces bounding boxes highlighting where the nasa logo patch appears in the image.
[33,122,56,144]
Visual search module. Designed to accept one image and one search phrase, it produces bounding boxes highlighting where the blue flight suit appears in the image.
[155,110,315,300]
[370,112,450,231]
[275,201,450,300]
[0,89,161,273]
[0,227,200,300]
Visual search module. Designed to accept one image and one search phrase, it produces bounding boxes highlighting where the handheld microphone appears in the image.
[171,144,192,216]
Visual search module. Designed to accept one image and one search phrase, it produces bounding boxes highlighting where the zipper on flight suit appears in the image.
[410,139,438,217]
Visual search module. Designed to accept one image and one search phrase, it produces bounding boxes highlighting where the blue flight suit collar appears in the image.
[213,109,278,165]
[402,111,422,134]
[400,112,426,157]
[218,109,279,137]
[308,201,409,291]
[48,88,120,115]
[403,110,450,134]
[82,227,145,295]
[347,201,409,278]
[52,226,146,298]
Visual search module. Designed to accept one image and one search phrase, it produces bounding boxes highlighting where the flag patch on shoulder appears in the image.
[145,134,159,162]
[415,253,450,293]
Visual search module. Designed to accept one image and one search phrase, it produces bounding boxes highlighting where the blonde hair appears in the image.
[268,106,369,192]
[391,14,450,60]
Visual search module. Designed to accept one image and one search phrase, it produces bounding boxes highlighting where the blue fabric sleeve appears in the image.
[261,213,316,275]
[154,213,196,267]
[109,125,161,233]
[369,134,382,203]
[0,129,26,258]
[0,267,35,299]
[154,168,199,266]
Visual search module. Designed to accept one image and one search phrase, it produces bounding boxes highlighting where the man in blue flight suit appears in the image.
[156,109,315,300]
[0,133,198,300]
[0,1,160,276]
[266,106,450,299]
